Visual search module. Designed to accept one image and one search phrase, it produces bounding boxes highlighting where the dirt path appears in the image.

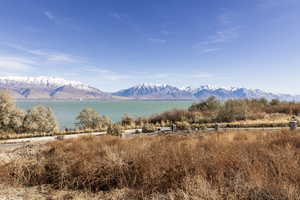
[0,131,106,144]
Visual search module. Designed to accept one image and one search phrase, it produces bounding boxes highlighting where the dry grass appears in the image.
[0,183,131,200]
[2,130,300,199]
[201,113,295,128]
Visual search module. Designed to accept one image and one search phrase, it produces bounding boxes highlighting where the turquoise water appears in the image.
[16,101,193,129]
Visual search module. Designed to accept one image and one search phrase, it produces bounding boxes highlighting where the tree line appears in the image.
[146,96,300,126]
[0,90,119,135]
[0,90,58,134]
[2,89,300,135]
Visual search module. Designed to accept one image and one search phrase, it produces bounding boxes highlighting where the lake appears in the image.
[16,101,193,129]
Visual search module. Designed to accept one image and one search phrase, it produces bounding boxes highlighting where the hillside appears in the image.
[0,76,111,100]
[0,77,299,101]
[113,83,300,101]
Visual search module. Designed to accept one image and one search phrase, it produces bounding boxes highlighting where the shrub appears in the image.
[189,96,221,112]
[135,116,148,127]
[23,105,58,133]
[76,108,111,130]
[121,114,135,127]
[270,98,281,106]
[217,99,248,122]
[142,123,156,133]
[175,121,191,130]
[0,90,25,133]
[265,102,300,116]
[135,129,141,134]
[5,130,300,199]
[107,124,123,136]
[149,109,196,124]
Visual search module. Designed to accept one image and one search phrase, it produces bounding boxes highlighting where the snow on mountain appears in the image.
[0,76,93,91]
[1,77,299,101]
[113,83,193,100]
[113,83,300,101]
[0,76,111,100]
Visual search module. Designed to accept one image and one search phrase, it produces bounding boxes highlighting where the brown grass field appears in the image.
[1,130,300,199]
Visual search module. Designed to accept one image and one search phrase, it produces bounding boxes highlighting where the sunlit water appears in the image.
[16,101,193,129]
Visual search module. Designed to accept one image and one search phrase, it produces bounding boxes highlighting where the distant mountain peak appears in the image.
[135,83,171,89]
[0,76,93,91]
[113,84,300,101]
[0,76,299,101]
[113,83,191,100]
[0,76,110,100]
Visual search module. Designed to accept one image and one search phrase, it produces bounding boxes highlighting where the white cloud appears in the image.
[44,11,54,20]
[161,30,170,35]
[6,44,81,63]
[218,12,232,26]
[47,54,78,63]
[134,72,214,80]
[109,12,124,20]
[258,0,298,9]
[201,48,221,54]
[0,56,35,71]
[85,67,131,81]
[30,50,80,63]
[109,12,143,34]
[202,27,239,45]
[148,38,167,44]
[193,26,239,53]
[193,9,240,54]
[43,11,81,31]
[28,49,78,63]
[190,73,213,78]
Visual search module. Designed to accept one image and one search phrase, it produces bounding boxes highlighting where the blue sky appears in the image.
[0,0,300,93]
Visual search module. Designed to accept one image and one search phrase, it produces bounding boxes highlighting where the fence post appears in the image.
[214,123,219,132]
[171,124,177,132]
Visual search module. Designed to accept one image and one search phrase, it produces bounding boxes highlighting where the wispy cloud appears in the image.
[193,9,240,54]
[160,30,170,36]
[29,49,80,63]
[47,54,78,63]
[200,27,240,45]
[7,44,81,63]
[189,73,213,78]
[110,11,167,44]
[218,12,233,26]
[44,11,54,20]
[148,38,167,44]
[109,12,128,20]
[134,71,214,80]
[258,0,298,9]
[109,12,144,34]
[85,67,131,81]
[43,11,81,31]
[200,48,221,54]
[0,56,35,71]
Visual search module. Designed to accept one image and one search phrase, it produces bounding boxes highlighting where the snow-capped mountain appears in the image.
[113,83,300,101]
[1,77,299,101]
[0,76,111,100]
[112,83,193,100]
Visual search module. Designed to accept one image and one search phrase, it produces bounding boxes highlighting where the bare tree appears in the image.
[23,105,58,133]
[76,108,111,130]
[0,90,25,133]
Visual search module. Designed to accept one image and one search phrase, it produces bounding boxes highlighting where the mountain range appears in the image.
[0,76,111,100]
[0,76,299,101]
[113,83,300,101]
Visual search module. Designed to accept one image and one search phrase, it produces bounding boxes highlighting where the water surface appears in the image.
[17,101,193,129]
